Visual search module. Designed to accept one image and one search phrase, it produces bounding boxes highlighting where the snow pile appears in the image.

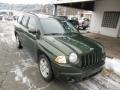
[105,57,120,76]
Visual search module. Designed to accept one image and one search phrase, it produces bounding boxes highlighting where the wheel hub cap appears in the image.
[39,58,49,78]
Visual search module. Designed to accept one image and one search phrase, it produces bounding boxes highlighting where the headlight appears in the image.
[55,56,66,63]
[69,53,78,63]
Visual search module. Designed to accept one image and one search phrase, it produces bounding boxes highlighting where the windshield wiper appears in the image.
[44,32,79,35]
[44,33,64,35]
[63,32,79,35]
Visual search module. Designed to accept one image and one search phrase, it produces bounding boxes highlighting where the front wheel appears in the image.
[38,55,53,82]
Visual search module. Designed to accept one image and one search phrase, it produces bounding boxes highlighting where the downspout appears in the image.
[117,17,120,38]
[53,4,58,16]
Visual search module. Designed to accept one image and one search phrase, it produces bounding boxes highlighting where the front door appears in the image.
[23,15,39,60]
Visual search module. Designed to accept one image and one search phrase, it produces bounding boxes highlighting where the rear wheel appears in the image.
[16,35,23,49]
[38,55,53,82]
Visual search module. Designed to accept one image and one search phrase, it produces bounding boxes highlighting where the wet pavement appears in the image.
[0,21,120,90]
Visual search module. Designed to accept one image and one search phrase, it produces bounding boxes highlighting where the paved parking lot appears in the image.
[0,21,120,90]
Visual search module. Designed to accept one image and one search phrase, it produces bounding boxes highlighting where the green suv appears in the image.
[15,13,105,82]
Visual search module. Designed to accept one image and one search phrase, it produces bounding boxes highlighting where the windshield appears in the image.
[40,18,79,35]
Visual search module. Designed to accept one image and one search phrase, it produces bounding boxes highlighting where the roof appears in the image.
[16,12,50,19]
[52,0,95,11]
[52,0,94,4]
[35,13,50,18]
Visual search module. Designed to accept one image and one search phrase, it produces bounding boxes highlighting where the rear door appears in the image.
[23,14,39,59]
[19,15,30,48]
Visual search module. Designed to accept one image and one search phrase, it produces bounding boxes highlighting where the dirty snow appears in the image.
[11,65,37,90]
[10,58,52,90]
[105,57,120,76]
[10,50,52,90]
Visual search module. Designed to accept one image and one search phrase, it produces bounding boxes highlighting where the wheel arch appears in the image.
[37,49,51,63]
[15,31,17,37]
[37,49,54,81]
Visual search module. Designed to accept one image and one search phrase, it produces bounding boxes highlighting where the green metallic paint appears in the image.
[41,34,103,56]
[15,14,105,81]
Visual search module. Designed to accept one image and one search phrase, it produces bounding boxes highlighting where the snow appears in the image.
[11,65,37,90]
[10,61,52,90]
[105,57,120,76]
[10,51,52,90]
[0,21,16,47]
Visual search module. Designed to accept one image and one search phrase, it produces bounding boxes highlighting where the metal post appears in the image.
[53,4,57,16]
[117,17,120,38]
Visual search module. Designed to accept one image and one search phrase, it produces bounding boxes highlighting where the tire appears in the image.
[82,27,86,30]
[16,35,23,49]
[38,55,53,82]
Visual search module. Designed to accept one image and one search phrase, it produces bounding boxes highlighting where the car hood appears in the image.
[43,34,102,55]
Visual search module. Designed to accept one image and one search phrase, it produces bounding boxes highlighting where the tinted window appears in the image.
[18,15,23,23]
[28,16,37,31]
[21,15,29,27]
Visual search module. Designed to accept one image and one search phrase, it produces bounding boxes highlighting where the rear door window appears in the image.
[21,15,29,27]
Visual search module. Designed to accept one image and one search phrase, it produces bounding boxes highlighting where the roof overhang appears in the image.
[52,0,95,11]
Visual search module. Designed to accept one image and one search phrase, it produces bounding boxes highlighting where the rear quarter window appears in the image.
[18,15,23,23]
[21,15,29,27]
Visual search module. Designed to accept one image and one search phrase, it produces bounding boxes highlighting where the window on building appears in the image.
[101,11,120,28]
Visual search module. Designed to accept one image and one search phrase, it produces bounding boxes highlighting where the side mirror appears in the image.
[28,28,40,39]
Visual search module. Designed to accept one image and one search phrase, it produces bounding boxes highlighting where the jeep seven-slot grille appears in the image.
[81,50,102,68]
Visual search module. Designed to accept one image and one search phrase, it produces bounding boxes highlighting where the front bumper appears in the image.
[51,61,104,82]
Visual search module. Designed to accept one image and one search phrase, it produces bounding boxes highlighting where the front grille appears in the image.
[81,50,102,68]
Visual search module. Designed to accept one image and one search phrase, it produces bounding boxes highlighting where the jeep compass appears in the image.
[14,13,105,82]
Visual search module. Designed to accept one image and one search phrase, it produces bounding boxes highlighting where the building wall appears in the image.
[90,0,120,37]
